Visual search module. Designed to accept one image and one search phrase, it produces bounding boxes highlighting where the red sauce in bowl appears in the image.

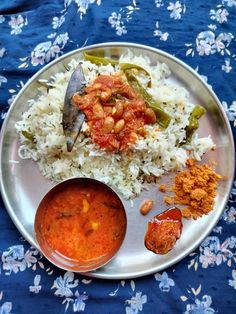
[34,178,127,272]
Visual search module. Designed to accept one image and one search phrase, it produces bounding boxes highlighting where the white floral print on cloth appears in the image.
[0,302,12,314]
[19,33,69,68]
[167,1,186,20]
[0,292,12,314]
[1,245,40,275]
[51,271,89,312]
[108,0,139,36]
[186,30,234,60]
[0,0,236,313]
[154,272,175,292]
[229,270,236,290]
[184,296,215,314]
[188,235,236,270]
[74,0,101,19]
[125,292,147,314]
[223,205,236,224]
[9,15,28,35]
[153,21,169,41]
[0,47,7,87]
[222,102,236,122]
[181,285,216,313]
[0,75,7,87]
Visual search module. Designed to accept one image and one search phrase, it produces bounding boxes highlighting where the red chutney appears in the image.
[72,74,156,151]
[42,183,126,262]
[144,207,183,255]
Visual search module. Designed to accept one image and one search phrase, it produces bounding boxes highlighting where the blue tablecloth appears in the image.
[0,1,236,313]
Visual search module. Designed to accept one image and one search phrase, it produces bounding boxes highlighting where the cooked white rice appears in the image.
[15,52,214,199]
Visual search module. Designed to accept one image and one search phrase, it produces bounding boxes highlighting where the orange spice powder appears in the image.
[173,159,221,219]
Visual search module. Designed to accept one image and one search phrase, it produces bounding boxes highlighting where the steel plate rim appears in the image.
[0,42,235,279]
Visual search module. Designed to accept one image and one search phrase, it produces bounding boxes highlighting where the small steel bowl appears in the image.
[34,178,127,272]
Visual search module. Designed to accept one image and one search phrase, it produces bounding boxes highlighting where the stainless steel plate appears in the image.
[0,43,234,279]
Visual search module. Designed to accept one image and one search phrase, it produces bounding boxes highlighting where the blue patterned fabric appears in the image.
[0,1,236,313]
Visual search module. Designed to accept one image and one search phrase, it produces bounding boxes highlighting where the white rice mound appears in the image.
[15,51,214,200]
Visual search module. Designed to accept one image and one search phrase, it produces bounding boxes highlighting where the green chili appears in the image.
[181,105,206,144]
[21,130,35,142]
[84,52,118,66]
[84,52,151,85]
[125,70,171,129]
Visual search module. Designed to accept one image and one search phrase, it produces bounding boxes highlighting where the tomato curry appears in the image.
[72,73,157,151]
[42,182,126,262]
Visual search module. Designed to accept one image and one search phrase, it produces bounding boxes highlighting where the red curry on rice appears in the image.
[72,74,157,151]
